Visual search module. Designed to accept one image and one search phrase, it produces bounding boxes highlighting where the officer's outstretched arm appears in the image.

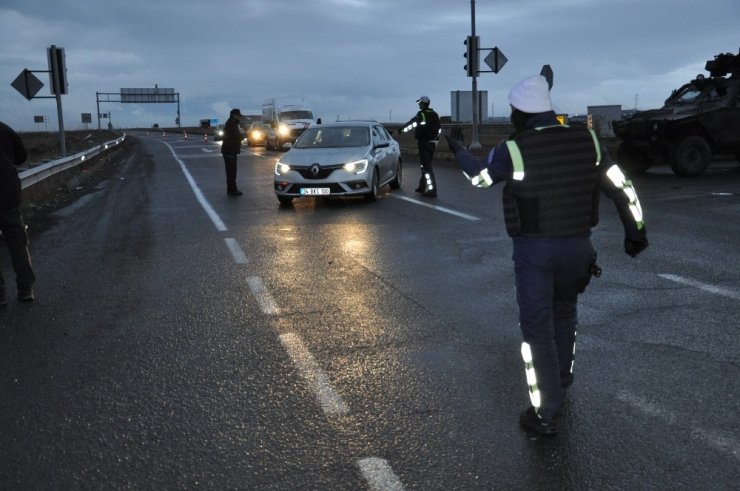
[600,163,648,257]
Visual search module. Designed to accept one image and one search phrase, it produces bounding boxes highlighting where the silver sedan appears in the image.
[274,121,402,206]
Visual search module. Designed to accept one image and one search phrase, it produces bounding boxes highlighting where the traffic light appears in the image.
[464,35,479,77]
[47,46,68,95]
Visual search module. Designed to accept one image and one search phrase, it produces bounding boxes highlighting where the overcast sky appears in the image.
[1,0,738,132]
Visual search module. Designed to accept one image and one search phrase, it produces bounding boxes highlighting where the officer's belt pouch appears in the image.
[577,252,602,294]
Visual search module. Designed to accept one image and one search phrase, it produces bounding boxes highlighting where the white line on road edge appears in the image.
[358,457,406,491]
[390,195,480,221]
[617,391,740,462]
[225,238,248,264]
[161,141,227,232]
[658,274,740,301]
[246,276,280,315]
[278,332,349,417]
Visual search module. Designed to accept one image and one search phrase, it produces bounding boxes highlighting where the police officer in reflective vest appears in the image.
[446,75,648,435]
[399,96,441,197]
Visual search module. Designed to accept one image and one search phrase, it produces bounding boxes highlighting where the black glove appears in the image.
[624,237,648,257]
[445,126,466,153]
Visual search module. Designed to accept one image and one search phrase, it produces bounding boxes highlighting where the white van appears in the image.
[262,98,315,150]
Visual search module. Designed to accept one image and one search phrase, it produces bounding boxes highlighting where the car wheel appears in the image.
[670,135,711,177]
[365,168,379,201]
[278,196,294,206]
[390,159,402,190]
[616,142,651,175]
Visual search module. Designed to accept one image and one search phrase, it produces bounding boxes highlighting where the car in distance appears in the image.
[213,123,245,142]
[246,122,268,147]
[274,120,402,206]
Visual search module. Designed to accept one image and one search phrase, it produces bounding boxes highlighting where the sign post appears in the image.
[10,45,67,156]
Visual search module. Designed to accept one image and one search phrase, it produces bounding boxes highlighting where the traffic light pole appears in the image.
[469,0,481,150]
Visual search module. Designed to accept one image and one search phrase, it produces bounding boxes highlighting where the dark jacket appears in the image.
[0,121,28,210]
[220,117,242,156]
[400,108,441,142]
[453,112,646,242]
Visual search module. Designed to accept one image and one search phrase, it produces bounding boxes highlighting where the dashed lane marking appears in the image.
[224,238,247,264]
[617,391,740,462]
[278,332,349,418]
[246,276,280,315]
[358,457,406,491]
[658,274,740,301]
[390,195,480,221]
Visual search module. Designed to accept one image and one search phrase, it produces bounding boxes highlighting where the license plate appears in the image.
[300,188,330,195]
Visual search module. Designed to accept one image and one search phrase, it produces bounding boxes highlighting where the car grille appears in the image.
[295,164,344,179]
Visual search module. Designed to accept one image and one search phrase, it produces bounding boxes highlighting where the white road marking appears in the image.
[658,274,740,301]
[617,391,740,462]
[358,457,405,491]
[161,140,227,231]
[278,332,349,417]
[391,195,480,221]
[224,238,248,264]
[246,276,280,315]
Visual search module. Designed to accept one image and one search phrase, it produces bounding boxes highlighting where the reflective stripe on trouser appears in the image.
[513,237,592,421]
[418,141,437,193]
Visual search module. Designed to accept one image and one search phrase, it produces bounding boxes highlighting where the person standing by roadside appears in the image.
[221,108,244,196]
[446,75,648,435]
[0,121,35,305]
[398,96,441,197]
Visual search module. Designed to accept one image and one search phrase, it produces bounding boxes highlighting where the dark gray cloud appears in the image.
[1,0,738,131]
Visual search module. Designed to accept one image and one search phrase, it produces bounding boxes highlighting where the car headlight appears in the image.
[217,130,224,136]
[278,125,290,137]
[253,131,263,139]
[343,159,368,174]
[275,161,291,176]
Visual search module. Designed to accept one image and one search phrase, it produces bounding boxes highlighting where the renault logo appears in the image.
[310,164,321,177]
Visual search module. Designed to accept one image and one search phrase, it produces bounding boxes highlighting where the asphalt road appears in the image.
[1,133,738,489]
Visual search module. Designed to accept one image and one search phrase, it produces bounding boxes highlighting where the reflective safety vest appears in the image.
[503,125,602,237]
[400,109,441,141]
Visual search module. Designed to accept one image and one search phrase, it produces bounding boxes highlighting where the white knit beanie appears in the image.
[508,75,553,113]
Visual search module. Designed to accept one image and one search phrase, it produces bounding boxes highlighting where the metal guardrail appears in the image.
[19,134,127,190]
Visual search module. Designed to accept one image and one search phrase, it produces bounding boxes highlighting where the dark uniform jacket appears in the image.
[400,108,441,142]
[454,112,646,241]
[220,117,242,156]
[0,121,28,210]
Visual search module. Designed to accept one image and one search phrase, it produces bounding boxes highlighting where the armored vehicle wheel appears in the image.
[670,136,711,177]
[617,142,651,175]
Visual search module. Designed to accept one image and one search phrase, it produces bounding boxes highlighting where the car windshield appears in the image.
[280,110,313,120]
[294,127,370,148]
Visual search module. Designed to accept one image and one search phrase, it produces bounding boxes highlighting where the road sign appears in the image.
[11,69,44,100]
[483,48,508,74]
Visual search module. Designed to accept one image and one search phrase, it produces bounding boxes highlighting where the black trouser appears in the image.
[0,206,35,295]
[417,141,437,194]
[222,154,238,192]
[513,236,594,422]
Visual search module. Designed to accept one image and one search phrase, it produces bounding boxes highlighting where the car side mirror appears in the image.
[374,142,390,149]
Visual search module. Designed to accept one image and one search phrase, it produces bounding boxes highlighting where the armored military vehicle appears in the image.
[613,50,740,176]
